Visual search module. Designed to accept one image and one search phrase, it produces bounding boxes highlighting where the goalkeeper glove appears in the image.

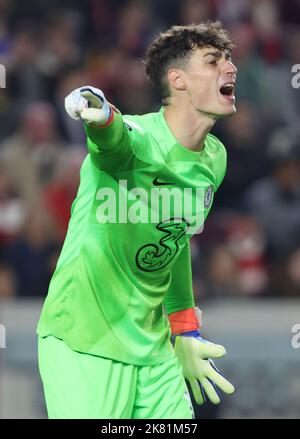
[64,86,113,126]
[174,329,235,405]
[169,308,235,405]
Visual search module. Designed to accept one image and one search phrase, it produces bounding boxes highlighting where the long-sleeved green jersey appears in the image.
[37,108,226,366]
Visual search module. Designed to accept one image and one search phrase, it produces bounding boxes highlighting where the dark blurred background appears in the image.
[0,0,300,419]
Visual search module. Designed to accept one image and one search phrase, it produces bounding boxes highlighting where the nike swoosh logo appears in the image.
[153,177,175,186]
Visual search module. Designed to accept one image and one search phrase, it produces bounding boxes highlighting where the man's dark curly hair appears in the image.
[144,21,233,104]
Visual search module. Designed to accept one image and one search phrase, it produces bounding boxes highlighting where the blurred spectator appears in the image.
[116,1,155,57]
[56,68,91,144]
[8,26,44,103]
[177,0,210,25]
[214,102,268,209]
[256,29,300,132]
[205,214,269,296]
[245,132,300,261]
[36,10,83,92]
[244,133,300,295]
[0,17,12,66]
[279,0,300,25]
[225,215,269,295]
[43,148,85,240]
[0,164,25,245]
[0,101,66,202]
[4,204,60,297]
[230,22,269,108]
[214,0,251,24]
[207,245,237,296]
[117,57,158,114]
[0,262,16,299]
[285,248,300,296]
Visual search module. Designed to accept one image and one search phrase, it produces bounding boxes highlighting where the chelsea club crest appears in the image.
[204,185,213,208]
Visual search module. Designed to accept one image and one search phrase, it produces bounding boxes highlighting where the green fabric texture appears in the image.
[38,335,193,419]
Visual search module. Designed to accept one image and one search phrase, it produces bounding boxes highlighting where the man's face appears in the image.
[182,46,237,118]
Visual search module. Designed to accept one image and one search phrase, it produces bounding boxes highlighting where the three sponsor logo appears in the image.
[96,178,214,271]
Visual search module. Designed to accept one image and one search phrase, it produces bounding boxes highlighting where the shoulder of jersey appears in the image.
[122,111,171,162]
[123,112,158,132]
[206,133,227,156]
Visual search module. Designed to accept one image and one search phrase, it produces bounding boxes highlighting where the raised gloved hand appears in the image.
[64,86,112,126]
[174,329,235,405]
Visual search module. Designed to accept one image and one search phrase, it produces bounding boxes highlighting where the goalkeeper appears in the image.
[37,21,236,419]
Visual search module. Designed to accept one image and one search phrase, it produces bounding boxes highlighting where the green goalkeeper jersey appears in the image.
[37,108,226,366]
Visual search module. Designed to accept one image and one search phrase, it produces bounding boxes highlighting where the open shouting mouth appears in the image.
[219,82,235,102]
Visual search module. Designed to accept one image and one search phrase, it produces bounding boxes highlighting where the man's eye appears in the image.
[209,59,217,65]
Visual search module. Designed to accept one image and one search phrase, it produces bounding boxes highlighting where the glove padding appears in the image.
[64,86,111,126]
[174,331,235,405]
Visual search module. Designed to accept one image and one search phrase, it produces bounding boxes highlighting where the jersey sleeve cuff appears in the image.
[168,307,201,335]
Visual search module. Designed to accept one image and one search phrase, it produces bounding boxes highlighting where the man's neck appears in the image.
[163,101,216,152]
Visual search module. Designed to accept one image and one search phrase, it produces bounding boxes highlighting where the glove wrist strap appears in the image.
[178,329,201,337]
[88,107,114,128]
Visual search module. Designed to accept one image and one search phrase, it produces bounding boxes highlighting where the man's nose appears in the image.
[225,60,238,76]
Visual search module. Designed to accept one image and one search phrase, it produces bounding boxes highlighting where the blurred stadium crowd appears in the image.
[0,0,300,300]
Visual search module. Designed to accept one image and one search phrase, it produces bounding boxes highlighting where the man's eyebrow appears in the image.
[204,50,232,60]
[203,50,223,58]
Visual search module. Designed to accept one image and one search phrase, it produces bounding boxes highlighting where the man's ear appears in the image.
[167,69,187,92]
